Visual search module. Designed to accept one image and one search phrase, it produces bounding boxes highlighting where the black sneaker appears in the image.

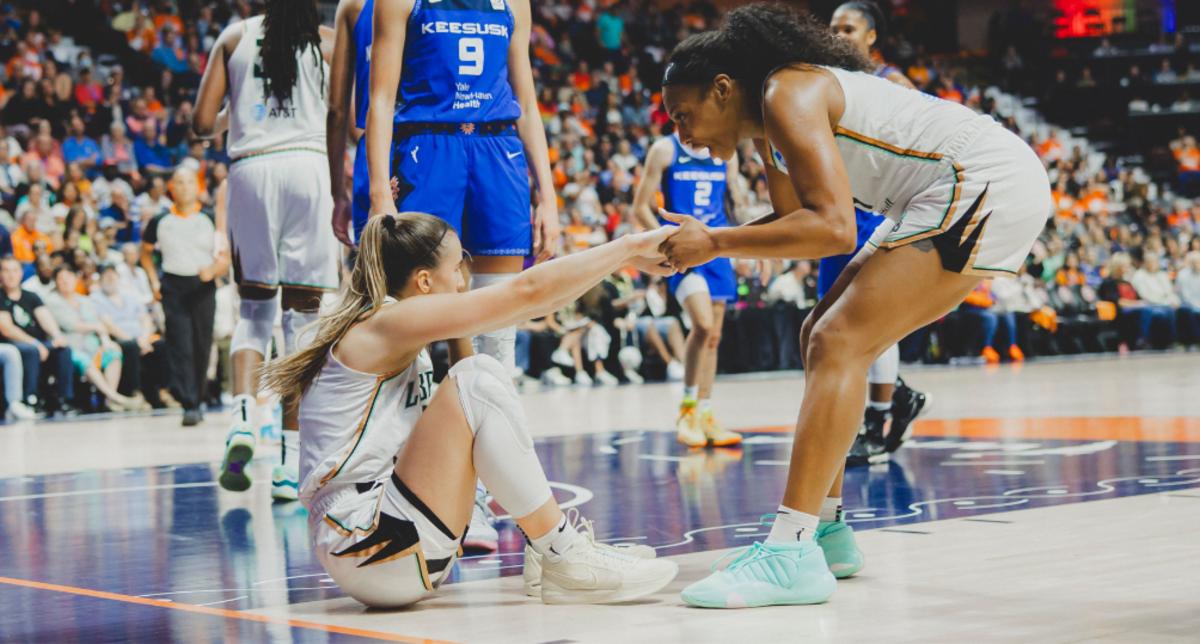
[182,409,203,427]
[887,378,929,453]
[862,407,889,463]
[846,416,888,467]
[845,428,872,467]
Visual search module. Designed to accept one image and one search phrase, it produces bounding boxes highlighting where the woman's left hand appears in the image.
[658,210,718,270]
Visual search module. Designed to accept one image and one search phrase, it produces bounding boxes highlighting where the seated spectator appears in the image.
[100,188,138,245]
[765,260,818,309]
[101,123,137,177]
[0,340,33,419]
[1154,58,1177,83]
[61,206,95,255]
[133,124,172,176]
[633,277,686,381]
[11,209,51,265]
[1177,251,1200,343]
[43,266,142,411]
[22,133,65,190]
[0,256,76,414]
[1055,251,1087,287]
[119,242,154,307]
[21,252,54,299]
[959,281,1021,363]
[61,116,100,172]
[132,176,171,224]
[91,161,135,211]
[73,67,104,114]
[1099,253,1176,348]
[91,263,171,407]
[15,181,55,234]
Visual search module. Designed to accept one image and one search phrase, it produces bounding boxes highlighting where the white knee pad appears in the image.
[470,273,519,373]
[449,354,551,519]
[232,295,280,357]
[282,308,321,355]
[868,343,900,385]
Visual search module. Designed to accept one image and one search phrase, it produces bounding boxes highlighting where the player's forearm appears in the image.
[365,101,394,207]
[712,208,854,260]
[511,237,639,321]
[326,109,349,197]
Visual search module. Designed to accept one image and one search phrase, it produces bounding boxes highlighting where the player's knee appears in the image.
[806,317,869,371]
[232,295,279,356]
[448,354,528,444]
[690,318,714,343]
[705,329,722,350]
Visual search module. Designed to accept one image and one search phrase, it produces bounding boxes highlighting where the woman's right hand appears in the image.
[626,227,677,276]
[369,178,402,217]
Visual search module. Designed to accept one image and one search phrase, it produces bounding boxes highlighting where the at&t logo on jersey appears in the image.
[420,21,509,37]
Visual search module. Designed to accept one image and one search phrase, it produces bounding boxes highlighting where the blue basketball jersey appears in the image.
[395,0,520,124]
[659,135,729,227]
[352,0,374,129]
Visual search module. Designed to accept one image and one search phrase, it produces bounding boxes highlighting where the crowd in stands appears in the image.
[0,0,1196,420]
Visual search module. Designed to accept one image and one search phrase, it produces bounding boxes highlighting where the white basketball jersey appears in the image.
[299,342,434,507]
[226,15,328,158]
[767,66,995,220]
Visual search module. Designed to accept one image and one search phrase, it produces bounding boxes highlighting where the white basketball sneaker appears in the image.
[524,509,657,598]
[536,513,676,605]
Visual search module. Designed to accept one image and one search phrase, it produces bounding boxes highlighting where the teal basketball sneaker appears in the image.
[681,540,837,608]
[817,520,864,579]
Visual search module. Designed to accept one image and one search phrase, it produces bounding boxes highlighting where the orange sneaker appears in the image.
[676,403,706,448]
[700,410,742,447]
[981,346,1001,364]
[1008,345,1025,362]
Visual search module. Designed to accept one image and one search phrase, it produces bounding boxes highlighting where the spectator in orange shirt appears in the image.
[571,61,592,92]
[21,133,65,190]
[1056,251,1087,287]
[12,209,52,265]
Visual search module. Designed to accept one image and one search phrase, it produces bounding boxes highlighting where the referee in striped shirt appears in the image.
[141,167,229,426]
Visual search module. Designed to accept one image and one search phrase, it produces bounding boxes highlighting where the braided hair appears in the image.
[259,0,324,106]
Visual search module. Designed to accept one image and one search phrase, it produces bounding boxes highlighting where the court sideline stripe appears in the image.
[0,575,455,644]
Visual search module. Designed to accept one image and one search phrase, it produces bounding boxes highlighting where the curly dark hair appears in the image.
[662,3,870,107]
[259,0,324,107]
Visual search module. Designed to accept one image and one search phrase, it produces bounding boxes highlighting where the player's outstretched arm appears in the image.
[362,229,675,361]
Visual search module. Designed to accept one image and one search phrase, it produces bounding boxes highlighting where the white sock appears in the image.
[231,394,255,426]
[698,398,712,413]
[281,428,299,467]
[766,504,819,544]
[683,385,699,401]
[527,514,581,561]
[819,496,843,523]
[868,400,891,413]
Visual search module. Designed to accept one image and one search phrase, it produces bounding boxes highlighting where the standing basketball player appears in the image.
[193,0,339,500]
[657,4,1051,607]
[633,131,745,448]
[828,1,929,465]
[364,0,560,550]
[260,213,676,607]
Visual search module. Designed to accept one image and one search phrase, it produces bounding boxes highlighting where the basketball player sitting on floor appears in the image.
[260,213,676,607]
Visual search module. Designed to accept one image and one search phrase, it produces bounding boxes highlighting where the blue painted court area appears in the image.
[1,429,1197,642]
